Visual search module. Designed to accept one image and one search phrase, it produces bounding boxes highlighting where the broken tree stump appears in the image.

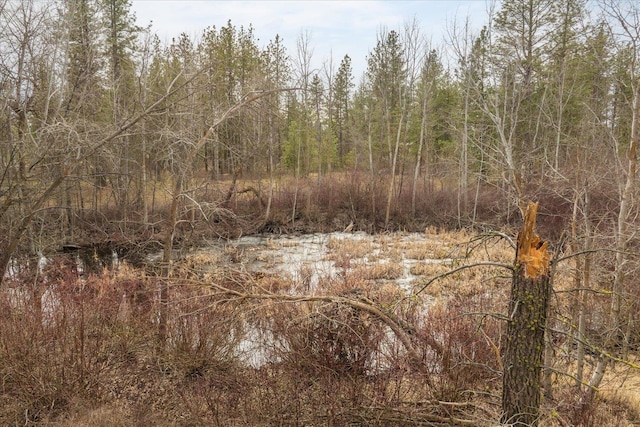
[501,202,551,426]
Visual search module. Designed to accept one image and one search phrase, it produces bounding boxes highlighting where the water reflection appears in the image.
[187,231,456,292]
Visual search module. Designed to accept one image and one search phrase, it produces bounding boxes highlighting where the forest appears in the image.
[1,0,640,425]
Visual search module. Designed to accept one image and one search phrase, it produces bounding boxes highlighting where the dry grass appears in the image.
[326,234,375,260]
[62,404,132,427]
[2,229,639,426]
[351,259,405,280]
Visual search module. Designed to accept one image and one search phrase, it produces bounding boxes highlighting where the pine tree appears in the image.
[64,0,103,118]
[366,29,406,168]
[100,0,141,220]
[333,55,354,164]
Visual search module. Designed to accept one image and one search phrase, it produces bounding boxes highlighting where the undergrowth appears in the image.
[1,228,638,426]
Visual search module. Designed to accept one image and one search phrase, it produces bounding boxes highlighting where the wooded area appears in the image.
[1,0,640,425]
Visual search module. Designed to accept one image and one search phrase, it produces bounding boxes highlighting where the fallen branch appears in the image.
[412,261,513,297]
[236,186,266,207]
[202,280,429,375]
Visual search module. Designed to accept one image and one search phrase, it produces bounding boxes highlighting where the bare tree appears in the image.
[157,87,299,342]
[290,30,314,223]
[0,67,194,286]
[585,0,640,399]
[410,45,441,219]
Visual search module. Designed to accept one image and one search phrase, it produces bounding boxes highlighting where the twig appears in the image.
[412,261,513,297]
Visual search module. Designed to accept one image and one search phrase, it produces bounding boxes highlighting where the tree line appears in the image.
[1,0,636,239]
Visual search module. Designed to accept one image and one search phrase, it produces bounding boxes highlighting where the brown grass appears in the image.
[1,228,639,426]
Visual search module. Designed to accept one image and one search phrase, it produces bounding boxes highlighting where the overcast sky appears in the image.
[130,1,493,79]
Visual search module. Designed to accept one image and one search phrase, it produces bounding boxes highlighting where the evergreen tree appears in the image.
[333,54,354,164]
[64,0,103,119]
[100,0,141,219]
[366,29,406,168]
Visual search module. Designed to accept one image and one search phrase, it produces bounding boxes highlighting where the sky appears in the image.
[130,1,493,79]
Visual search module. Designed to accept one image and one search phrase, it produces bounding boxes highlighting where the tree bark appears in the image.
[384,109,404,229]
[411,92,428,218]
[501,202,551,426]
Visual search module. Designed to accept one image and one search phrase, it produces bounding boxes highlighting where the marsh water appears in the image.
[6,231,464,367]
[187,231,459,291]
[184,231,462,367]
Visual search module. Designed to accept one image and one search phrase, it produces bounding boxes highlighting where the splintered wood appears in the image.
[517,202,550,278]
[502,201,553,426]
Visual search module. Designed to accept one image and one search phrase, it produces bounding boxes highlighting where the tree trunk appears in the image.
[575,184,591,388]
[367,119,376,218]
[158,173,182,344]
[412,92,428,218]
[501,202,551,426]
[586,77,639,399]
[264,116,274,222]
[384,110,404,229]
[458,70,470,227]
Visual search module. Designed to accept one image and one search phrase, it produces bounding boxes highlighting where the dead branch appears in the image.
[411,261,513,297]
[553,247,637,265]
[467,230,516,252]
[204,281,428,374]
[236,186,266,207]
